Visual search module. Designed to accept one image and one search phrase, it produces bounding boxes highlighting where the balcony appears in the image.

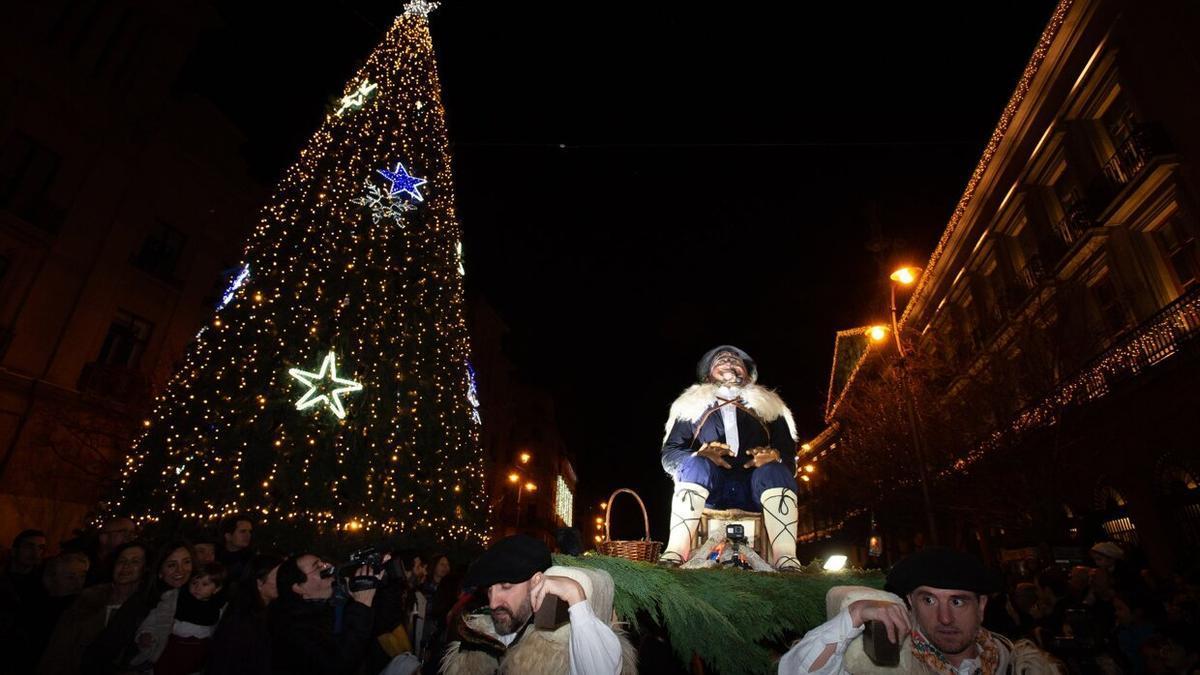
[1052,202,1098,247]
[77,362,150,404]
[1088,123,1172,210]
[1018,255,1051,292]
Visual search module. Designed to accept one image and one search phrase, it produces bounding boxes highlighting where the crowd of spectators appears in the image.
[980,541,1200,674]
[0,517,463,675]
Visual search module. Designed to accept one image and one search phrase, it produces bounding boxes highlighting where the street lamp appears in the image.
[868,325,889,343]
[887,266,939,545]
[888,267,920,357]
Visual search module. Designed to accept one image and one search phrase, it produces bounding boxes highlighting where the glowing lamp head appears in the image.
[519,451,531,464]
[594,535,602,543]
[868,325,889,342]
[525,482,537,492]
[804,464,816,474]
[507,473,519,484]
[890,267,920,285]
[823,555,848,572]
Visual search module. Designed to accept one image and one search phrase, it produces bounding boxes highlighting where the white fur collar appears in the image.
[663,383,797,443]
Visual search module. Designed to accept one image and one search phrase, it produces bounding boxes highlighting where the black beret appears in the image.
[884,547,997,597]
[463,534,552,589]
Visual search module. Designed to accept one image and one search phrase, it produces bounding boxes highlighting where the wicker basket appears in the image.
[597,488,663,562]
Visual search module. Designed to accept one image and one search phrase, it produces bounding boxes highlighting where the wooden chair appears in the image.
[695,507,769,560]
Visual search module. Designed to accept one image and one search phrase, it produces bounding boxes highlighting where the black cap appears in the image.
[884,547,997,597]
[463,535,552,589]
[697,345,758,383]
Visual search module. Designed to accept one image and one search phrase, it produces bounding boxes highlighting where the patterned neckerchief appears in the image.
[909,626,1001,675]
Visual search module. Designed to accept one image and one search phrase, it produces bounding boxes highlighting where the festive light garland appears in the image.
[899,0,1074,332]
[101,4,491,543]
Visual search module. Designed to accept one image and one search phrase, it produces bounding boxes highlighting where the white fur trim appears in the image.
[662,383,798,443]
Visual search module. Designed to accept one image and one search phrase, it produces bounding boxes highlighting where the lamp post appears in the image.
[886,266,939,545]
[507,462,537,528]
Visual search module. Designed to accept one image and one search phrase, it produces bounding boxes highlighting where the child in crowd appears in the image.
[133,561,227,674]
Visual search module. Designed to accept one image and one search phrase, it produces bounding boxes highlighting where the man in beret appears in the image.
[660,345,801,569]
[779,547,1058,674]
[440,535,631,675]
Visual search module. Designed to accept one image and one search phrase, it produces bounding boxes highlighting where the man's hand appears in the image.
[696,442,733,469]
[742,447,780,469]
[847,599,911,645]
[350,554,391,607]
[531,574,586,611]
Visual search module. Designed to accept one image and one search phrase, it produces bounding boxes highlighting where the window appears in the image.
[1101,94,1136,151]
[97,310,153,368]
[1089,273,1129,337]
[554,475,574,527]
[0,132,64,231]
[1155,217,1200,292]
[131,222,186,281]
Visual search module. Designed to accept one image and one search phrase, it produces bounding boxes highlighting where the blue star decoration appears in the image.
[377,162,427,202]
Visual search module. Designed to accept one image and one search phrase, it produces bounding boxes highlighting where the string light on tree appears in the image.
[100,0,490,545]
[288,352,364,420]
[218,265,251,310]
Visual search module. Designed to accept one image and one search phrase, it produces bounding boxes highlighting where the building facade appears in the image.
[470,299,577,545]
[0,1,261,549]
[802,0,1200,574]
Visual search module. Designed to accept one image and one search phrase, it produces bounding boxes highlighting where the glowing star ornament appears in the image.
[404,0,440,17]
[288,352,364,420]
[218,265,250,310]
[335,81,379,117]
[377,162,427,202]
[350,179,415,226]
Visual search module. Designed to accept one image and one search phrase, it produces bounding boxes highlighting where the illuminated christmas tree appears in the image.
[102,1,489,544]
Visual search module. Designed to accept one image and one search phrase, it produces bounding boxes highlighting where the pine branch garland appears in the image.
[554,554,884,674]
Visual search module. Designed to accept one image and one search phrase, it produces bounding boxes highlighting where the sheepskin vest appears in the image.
[439,612,637,675]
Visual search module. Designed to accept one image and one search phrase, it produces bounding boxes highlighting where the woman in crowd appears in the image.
[82,540,195,674]
[206,554,283,675]
[37,542,149,675]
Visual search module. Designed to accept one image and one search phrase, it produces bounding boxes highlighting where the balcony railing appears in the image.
[1091,123,1171,207]
[1052,202,1098,246]
[948,283,1200,475]
[1018,255,1050,292]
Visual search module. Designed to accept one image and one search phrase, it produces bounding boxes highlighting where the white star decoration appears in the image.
[288,352,363,419]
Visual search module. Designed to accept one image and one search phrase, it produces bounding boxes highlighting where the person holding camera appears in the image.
[660,345,802,570]
[268,552,387,675]
[440,535,634,675]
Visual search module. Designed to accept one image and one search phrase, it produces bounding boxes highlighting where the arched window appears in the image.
[1094,484,1137,545]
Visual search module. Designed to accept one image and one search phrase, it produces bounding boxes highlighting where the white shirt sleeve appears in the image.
[567,600,622,675]
[778,608,863,675]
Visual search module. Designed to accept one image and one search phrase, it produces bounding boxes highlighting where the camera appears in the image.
[321,546,404,592]
[725,523,748,545]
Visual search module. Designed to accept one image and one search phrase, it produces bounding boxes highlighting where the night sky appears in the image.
[180,1,1058,539]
